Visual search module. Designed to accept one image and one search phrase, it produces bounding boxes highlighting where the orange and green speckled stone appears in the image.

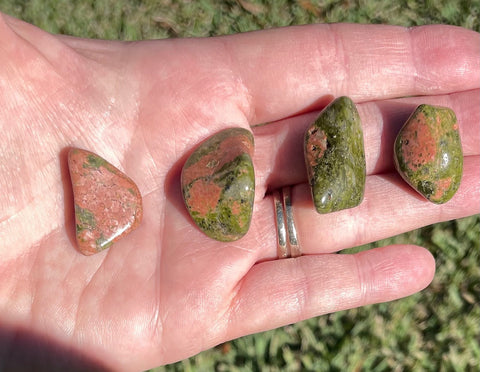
[304,96,366,214]
[394,104,463,204]
[181,128,255,242]
[68,148,143,255]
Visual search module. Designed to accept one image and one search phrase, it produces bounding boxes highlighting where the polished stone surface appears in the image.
[181,128,255,241]
[394,104,463,204]
[304,96,366,213]
[68,148,143,255]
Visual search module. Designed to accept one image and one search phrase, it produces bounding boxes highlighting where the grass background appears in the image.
[0,0,478,370]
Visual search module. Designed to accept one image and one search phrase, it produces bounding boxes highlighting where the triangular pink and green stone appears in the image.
[68,148,142,255]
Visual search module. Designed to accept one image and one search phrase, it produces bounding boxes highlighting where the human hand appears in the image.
[0,14,479,371]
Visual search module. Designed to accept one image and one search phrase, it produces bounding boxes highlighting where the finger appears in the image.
[253,89,480,192]
[228,245,435,338]
[250,155,479,259]
[295,155,479,254]
[224,24,480,124]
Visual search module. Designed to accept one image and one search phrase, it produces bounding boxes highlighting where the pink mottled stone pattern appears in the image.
[68,148,143,255]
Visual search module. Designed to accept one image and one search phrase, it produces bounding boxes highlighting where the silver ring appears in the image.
[273,187,301,259]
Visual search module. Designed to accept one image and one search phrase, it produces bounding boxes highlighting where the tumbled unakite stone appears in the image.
[68,148,143,255]
[181,128,255,242]
[394,104,463,204]
[304,96,366,213]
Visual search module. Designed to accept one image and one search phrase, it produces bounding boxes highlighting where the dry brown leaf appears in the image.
[297,0,321,17]
[152,15,180,35]
[237,0,266,16]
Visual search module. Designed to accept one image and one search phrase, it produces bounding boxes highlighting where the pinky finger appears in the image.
[228,245,435,337]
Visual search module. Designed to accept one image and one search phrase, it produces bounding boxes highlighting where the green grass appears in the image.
[0,0,478,370]
[1,0,479,39]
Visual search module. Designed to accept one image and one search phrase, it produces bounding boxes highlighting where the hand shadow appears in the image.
[0,325,111,372]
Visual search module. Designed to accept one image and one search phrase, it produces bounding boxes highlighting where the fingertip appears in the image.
[400,244,436,291]
[409,25,480,93]
[416,245,436,286]
[355,244,436,303]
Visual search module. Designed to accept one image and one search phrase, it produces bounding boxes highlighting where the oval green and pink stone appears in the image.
[304,96,366,214]
[68,148,143,255]
[394,104,463,204]
[181,128,255,242]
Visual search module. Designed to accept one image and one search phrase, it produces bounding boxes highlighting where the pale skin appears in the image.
[0,12,479,371]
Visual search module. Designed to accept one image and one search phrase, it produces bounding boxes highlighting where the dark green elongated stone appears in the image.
[304,96,366,213]
[181,128,255,241]
[394,104,462,204]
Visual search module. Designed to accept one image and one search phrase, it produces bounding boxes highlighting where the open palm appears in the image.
[1,14,479,371]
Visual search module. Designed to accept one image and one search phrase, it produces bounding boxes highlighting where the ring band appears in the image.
[282,187,301,257]
[273,190,288,258]
[273,187,301,258]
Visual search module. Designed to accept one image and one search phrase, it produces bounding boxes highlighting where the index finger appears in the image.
[223,24,480,124]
